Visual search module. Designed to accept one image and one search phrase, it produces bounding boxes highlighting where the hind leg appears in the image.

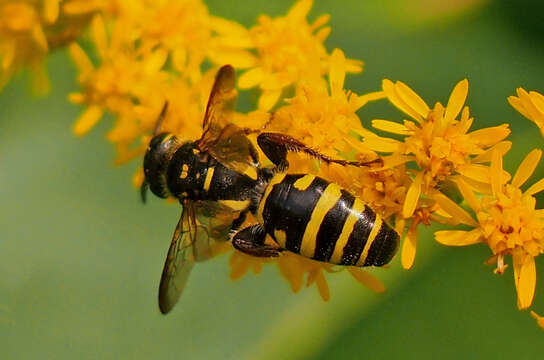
[232,224,281,258]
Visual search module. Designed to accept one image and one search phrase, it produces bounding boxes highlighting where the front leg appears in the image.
[232,224,281,258]
[257,132,382,171]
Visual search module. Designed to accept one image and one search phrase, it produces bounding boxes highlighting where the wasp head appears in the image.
[142,132,181,200]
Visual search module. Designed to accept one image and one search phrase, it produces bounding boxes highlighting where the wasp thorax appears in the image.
[143,132,182,198]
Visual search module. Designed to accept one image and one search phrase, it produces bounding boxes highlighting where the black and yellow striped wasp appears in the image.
[141,65,399,314]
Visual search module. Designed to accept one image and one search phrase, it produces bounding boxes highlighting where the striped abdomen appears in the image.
[256,173,399,267]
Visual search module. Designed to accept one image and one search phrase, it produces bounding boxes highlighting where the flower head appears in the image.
[210,0,363,110]
[435,149,544,310]
[508,88,544,138]
[362,78,511,268]
[0,0,99,93]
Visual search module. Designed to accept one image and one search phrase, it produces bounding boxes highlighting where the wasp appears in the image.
[142,65,399,314]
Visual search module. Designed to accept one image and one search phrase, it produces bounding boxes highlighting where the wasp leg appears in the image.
[257,132,382,171]
[230,210,248,232]
[232,225,281,258]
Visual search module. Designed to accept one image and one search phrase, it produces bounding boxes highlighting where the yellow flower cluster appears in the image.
[0,0,114,93]
[4,0,544,328]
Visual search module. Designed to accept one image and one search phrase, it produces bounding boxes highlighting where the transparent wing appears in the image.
[158,202,197,314]
[198,65,258,174]
[157,200,235,314]
[195,200,242,244]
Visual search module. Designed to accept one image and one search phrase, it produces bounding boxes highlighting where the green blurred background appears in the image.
[2,0,544,359]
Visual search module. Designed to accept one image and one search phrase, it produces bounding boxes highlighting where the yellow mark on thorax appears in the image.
[218,199,250,211]
[180,164,189,179]
[203,167,215,191]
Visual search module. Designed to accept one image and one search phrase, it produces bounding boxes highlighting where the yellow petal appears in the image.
[315,271,330,302]
[529,91,544,114]
[68,92,85,104]
[91,15,107,60]
[381,154,413,168]
[508,94,532,120]
[395,81,430,119]
[229,252,251,281]
[382,79,424,123]
[362,135,402,153]
[517,88,544,124]
[31,24,48,52]
[512,149,542,188]
[469,124,510,147]
[144,49,168,74]
[514,254,536,310]
[311,14,330,30]
[329,48,346,96]
[210,16,251,40]
[530,311,544,329]
[432,192,478,227]
[172,48,187,72]
[444,79,468,123]
[315,26,331,42]
[345,58,364,74]
[352,91,386,110]
[457,163,510,185]
[458,175,492,194]
[372,119,411,135]
[491,149,503,197]
[29,63,50,95]
[435,229,482,246]
[277,255,303,292]
[44,0,60,23]
[289,0,312,20]
[348,268,386,293]
[453,177,480,212]
[238,67,265,89]
[258,89,282,111]
[403,172,423,218]
[472,141,512,163]
[401,226,417,269]
[68,43,94,74]
[209,49,257,69]
[525,177,544,196]
[73,105,104,135]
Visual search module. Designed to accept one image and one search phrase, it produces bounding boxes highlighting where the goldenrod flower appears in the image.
[262,48,381,160]
[210,0,363,110]
[436,149,544,310]
[362,78,511,268]
[508,88,544,138]
[0,0,98,93]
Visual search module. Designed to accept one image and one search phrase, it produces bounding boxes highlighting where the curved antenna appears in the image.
[154,101,169,135]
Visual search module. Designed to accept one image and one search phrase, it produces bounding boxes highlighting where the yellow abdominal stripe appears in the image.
[329,198,366,264]
[356,215,382,266]
[299,183,342,258]
[257,172,286,223]
[293,174,315,191]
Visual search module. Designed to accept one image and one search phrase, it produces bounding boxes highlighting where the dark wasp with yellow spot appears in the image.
[142,65,399,314]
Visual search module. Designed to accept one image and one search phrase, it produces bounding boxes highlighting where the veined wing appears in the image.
[197,65,259,175]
